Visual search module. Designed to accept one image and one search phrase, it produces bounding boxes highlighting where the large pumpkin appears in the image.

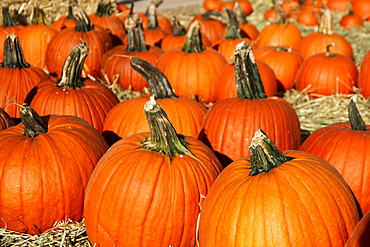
[299,98,370,215]
[199,129,360,246]
[199,41,301,167]
[103,56,207,145]
[29,43,119,134]
[0,105,108,234]
[85,97,222,247]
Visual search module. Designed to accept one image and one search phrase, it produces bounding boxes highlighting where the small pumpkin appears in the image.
[50,2,77,31]
[85,97,222,246]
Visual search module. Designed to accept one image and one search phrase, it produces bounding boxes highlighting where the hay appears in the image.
[0,220,91,247]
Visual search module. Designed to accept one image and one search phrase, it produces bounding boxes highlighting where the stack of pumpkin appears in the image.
[1,0,370,246]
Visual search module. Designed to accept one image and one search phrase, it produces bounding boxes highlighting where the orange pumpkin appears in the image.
[199,129,359,246]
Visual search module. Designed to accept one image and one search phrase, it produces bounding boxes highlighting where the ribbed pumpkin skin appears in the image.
[212,38,252,61]
[103,96,207,144]
[45,26,113,77]
[0,67,49,118]
[253,46,303,91]
[299,122,370,215]
[0,115,109,234]
[298,32,353,60]
[100,46,162,92]
[215,61,278,101]
[199,98,301,163]
[156,47,227,103]
[256,23,302,50]
[17,24,58,69]
[345,211,370,247]
[358,51,370,97]
[199,150,360,247]
[89,14,126,46]
[28,78,119,133]
[295,52,358,96]
[84,132,222,247]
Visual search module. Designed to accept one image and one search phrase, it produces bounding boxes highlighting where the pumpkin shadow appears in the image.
[102,130,122,147]
[198,129,233,168]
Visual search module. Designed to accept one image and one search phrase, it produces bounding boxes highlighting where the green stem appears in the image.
[130,56,178,99]
[146,3,159,30]
[142,97,195,162]
[144,0,163,16]
[57,42,88,88]
[2,33,30,68]
[74,8,94,32]
[225,8,242,39]
[95,0,114,17]
[249,129,294,176]
[20,104,48,138]
[125,14,148,52]
[2,6,17,27]
[234,41,267,99]
[182,20,204,53]
[171,16,186,36]
[30,6,49,25]
[348,97,367,131]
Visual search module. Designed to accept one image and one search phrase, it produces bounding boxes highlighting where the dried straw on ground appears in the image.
[1,0,370,246]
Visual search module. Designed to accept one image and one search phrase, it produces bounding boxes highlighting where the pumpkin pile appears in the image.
[1,0,370,246]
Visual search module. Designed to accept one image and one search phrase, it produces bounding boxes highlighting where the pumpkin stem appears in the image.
[125,14,148,52]
[30,6,49,25]
[146,2,159,30]
[275,46,291,53]
[0,108,15,129]
[348,96,367,131]
[95,0,115,17]
[2,6,17,27]
[224,8,242,40]
[325,43,336,57]
[130,56,178,99]
[249,129,294,176]
[2,33,30,68]
[20,104,48,138]
[234,2,248,25]
[182,20,205,53]
[57,42,88,88]
[202,10,227,24]
[234,41,267,99]
[74,8,94,32]
[142,96,195,162]
[273,0,287,23]
[318,8,333,35]
[144,0,163,16]
[171,16,187,36]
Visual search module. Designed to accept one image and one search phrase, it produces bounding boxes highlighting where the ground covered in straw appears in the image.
[1,0,370,246]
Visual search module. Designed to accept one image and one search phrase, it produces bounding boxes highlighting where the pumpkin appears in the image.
[161,16,211,51]
[256,0,302,49]
[234,2,259,40]
[103,56,208,145]
[299,97,370,215]
[298,8,354,60]
[28,42,119,134]
[296,10,319,27]
[137,0,173,34]
[0,104,108,234]
[189,10,227,45]
[100,13,163,92]
[295,44,358,97]
[0,34,49,119]
[156,20,227,104]
[16,6,58,70]
[198,129,360,246]
[327,0,351,12]
[50,3,77,31]
[45,8,113,78]
[85,97,222,246]
[345,211,370,247]
[253,45,303,91]
[215,59,278,100]
[352,0,370,21]
[212,8,252,62]
[88,0,126,46]
[0,6,22,64]
[340,11,363,28]
[358,50,370,98]
[199,41,301,167]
